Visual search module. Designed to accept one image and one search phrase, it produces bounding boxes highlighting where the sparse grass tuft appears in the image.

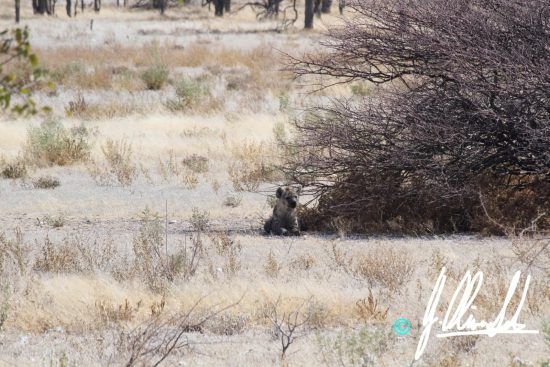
[353,247,413,291]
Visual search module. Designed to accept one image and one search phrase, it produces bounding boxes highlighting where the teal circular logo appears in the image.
[392,317,412,335]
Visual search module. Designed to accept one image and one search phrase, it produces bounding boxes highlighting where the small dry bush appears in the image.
[264,250,280,278]
[354,289,389,323]
[353,247,414,291]
[190,207,210,231]
[132,208,206,291]
[89,139,137,186]
[32,175,60,189]
[0,229,33,310]
[1,157,27,179]
[25,119,92,167]
[228,142,279,192]
[181,154,209,174]
[41,214,66,228]
[96,299,139,325]
[65,93,88,117]
[208,232,242,278]
[141,64,169,90]
[223,194,242,208]
[289,254,316,271]
[34,236,81,273]
[204,312,248,336]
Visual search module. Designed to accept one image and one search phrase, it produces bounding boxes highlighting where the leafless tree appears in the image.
[285,0,550,233]
[264,297,313,363]
[122,295,242,366]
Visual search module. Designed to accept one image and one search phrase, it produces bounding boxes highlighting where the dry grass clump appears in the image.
[1,157,27,179]
[25,119,92,167]
[50,61,112,89]
[208,232,242,278]
[34,236,81,273]
[32,175,61,189]
[0,229,33,330]
[181,154,209,174]
[228,142,279,191]
[223,194,242,208]
[96,299,139,325]
[89,138,137,186]
[131,208,209,291]
[354,289,389,323]
[264,250,281,278]
[289,254,316,271]
[353,247,414,291]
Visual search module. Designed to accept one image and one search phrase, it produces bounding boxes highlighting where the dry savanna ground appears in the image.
[0,1,549,366]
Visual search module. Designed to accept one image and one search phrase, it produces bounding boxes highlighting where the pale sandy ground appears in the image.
[0,2,549,367]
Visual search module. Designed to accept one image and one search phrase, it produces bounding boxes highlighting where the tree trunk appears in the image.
[338,0,345,15]
[305,0,314,28]
[321,0,331,13]
[124,0,127,6]
[224,0,230,12]
[66,0,71,16]
[15,0,20,22]
[82,0,85,12]
[117,0,120,6]
[94,0,100,12]
[267,0,279,18]
[214,0,224,16]
[314,0,321,17]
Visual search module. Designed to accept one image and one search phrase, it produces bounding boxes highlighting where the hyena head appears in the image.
[275,186,300,210]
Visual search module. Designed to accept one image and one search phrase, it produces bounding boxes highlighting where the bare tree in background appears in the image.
[286,0,550,234]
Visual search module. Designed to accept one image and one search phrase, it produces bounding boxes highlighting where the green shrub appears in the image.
[166,77,210,111]
[25,119,92,166]
[141,64,169,90]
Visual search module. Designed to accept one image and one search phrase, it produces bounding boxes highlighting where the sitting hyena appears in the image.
[264,186,301,236]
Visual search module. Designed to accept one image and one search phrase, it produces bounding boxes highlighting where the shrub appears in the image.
[286,0,550,234]
[25,119,92,167]
[141,64,169,90]
[89,139,137,187]
[1,158,27,179]
[32,175,60,189]
[181,154,209,174]
[166,77,211,112]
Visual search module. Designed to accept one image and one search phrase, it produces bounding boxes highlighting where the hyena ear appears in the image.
[276,187,283,198]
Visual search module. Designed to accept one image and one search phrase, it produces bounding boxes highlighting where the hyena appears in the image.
[264,186,301,236]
